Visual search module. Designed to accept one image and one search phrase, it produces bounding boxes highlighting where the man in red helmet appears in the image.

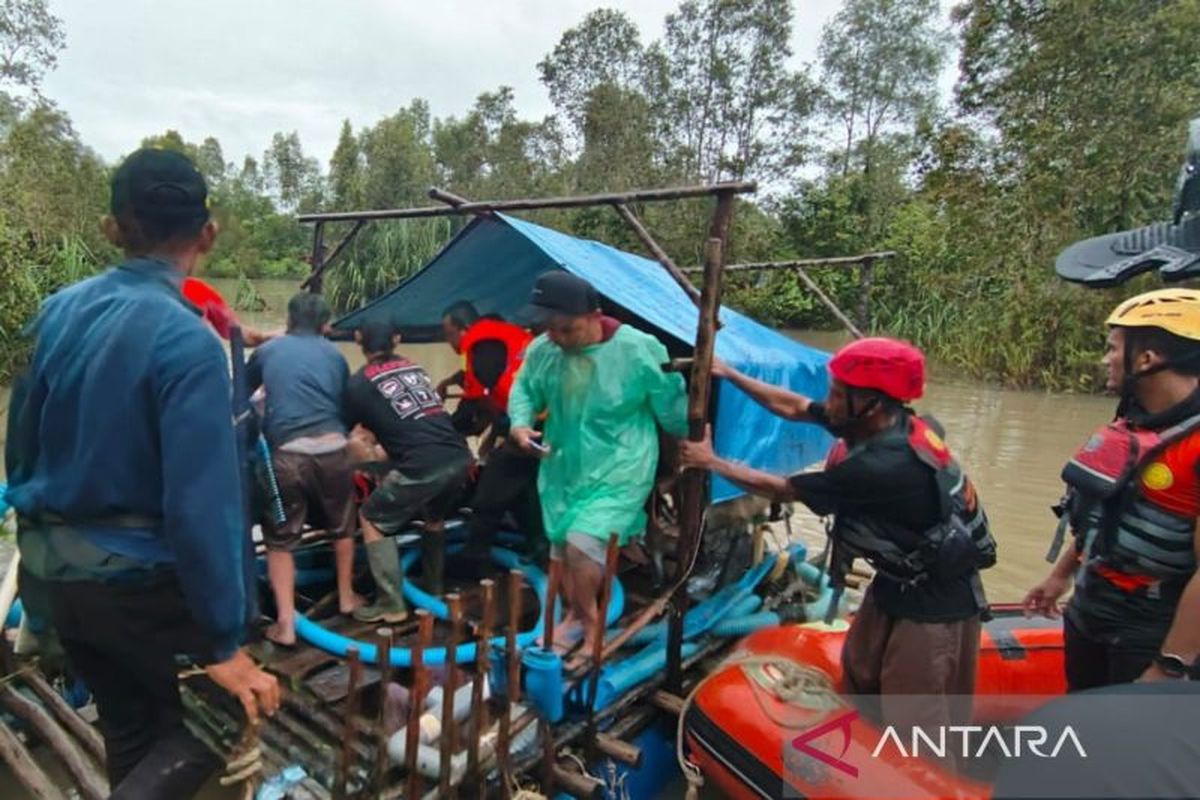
[680,337,995,739]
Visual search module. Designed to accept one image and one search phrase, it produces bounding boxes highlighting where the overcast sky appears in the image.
[39,0,856,168]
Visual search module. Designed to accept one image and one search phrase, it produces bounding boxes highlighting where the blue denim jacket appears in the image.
[4,257,246,661]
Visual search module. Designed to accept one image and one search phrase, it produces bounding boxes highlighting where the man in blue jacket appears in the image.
[4,148,279,798]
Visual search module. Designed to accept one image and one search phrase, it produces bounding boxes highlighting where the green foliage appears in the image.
[324,219,454,313]
[6,0,1200,397]
[234,273,268,312]
[0,0,64,90]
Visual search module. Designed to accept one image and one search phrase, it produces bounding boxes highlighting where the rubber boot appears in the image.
[421,528,445,597]
[354,540,409,624]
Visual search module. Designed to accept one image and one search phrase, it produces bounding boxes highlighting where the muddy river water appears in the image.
[0,277,1114,602]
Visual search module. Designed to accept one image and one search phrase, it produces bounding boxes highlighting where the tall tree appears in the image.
[818,0,949,177]
[357,100,436,210]
[194,136,228,187]
[655,0,816,181]
[955,0,1200,232]
[0,0,64,90]
[328,119,361,208]
[262,130,323,213]
[537,9,648,139]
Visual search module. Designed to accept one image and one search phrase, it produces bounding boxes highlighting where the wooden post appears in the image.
[858,257,875,332]
[406,610,434,800]
[307,221,326,293]
[20,671,105,763]
[337,647,363,800]
[538,561,561,797]
[440,593,463,799]
[0,715,63,800]
[0,686,106,800]
[298,181,757,224]
[612,203,702,308]
[301,220,366,291]
[499,569,523,797]
[795,266,864,339]
[469,578,494,793]
[666,189,735,693]
[374,627,394,796]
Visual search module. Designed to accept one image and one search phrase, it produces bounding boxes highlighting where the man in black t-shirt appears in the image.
[680,338,989,741]
[343,321,472,620]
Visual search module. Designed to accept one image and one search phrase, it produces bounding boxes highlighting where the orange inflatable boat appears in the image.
[682,604,1065,800]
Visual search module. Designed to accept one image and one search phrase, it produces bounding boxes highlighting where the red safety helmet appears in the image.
[828,337,925,403]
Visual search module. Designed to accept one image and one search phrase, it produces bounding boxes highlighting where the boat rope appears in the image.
[675,653,843,800]
[216,722,263,799]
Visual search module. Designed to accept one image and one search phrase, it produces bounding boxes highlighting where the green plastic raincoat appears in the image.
[508,324,687,546]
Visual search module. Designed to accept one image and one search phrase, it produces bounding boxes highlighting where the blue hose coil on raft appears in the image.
[620,547,788,648]
[397,544,624,624]
[294,545,624,667]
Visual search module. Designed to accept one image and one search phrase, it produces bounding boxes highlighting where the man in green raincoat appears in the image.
[509,271,687,649]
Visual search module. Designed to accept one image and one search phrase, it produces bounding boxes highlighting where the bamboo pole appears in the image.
[680,251,897,272]
[858,257,876,332]
[301,220,366,290]
[440,594,463,799]
[0,686,107,800]
[306,222,326,293]
[613,202,702,306]
[468,578,494,792]
[335,647,364,799]
[666,189,736,692]
[406,610,434,800]
[498,569,523,797]
[543,558,562,651]
[0,714,64,800]
[298,181,757,224]
[374,627,394,796]
[794,266,864,339]
[20,670,105,762]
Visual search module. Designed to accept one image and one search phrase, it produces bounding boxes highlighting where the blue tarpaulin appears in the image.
[334,213,833,503]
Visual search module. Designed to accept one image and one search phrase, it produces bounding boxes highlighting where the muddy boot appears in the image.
[354,540,409,624]
[421,528,445,597]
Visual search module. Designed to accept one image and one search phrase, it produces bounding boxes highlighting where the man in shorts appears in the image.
[508,272,687,650]
[248,292,361,645]
[343,321,472,620]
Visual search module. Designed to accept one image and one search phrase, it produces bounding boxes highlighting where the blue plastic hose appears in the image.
[294,545,623,667]
[256,437,287,525]
[398,543,624,627]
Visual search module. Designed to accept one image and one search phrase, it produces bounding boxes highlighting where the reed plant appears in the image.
[325,219,454,313]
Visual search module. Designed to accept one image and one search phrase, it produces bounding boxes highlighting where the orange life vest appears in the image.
[1060,412,1200,582]
[458,318,532,414]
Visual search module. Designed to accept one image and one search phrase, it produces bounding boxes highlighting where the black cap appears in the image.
[358,319,395,353]
[522,271,600,323]
[111,148,210,227]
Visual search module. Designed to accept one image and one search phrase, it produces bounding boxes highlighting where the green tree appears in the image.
[654,0,816,181]
[955,0,1200,233]
[537,8,648,139]
[328,119,361,208]
[0,0,64,90]
[357,101,436,209]
[262,130,324,213]
[817,0,948,177]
